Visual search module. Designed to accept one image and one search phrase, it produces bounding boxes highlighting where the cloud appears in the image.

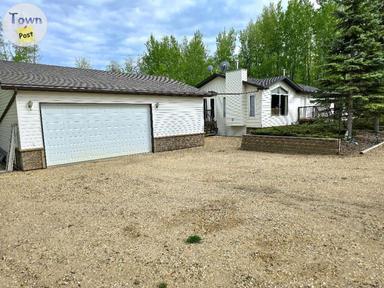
[0,0,314,69]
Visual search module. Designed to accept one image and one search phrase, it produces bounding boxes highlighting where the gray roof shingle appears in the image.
[197,73,318,94]
[0,60,211,96]
[245,76,318,94]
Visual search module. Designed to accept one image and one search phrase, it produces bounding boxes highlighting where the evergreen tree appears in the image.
[317,0,384,138]
[360,0,384,132]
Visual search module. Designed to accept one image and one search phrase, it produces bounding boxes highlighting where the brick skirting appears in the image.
[154,133,205,152]
[16,148,46,171]
[241,134,341,155]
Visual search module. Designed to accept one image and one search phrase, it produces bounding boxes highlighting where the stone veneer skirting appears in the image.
[14,134,204,171]
[153,133,205,152]
[16,148,46,171]
[241,134,341,155]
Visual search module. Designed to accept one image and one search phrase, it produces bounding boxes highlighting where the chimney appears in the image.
[225,69,247,94]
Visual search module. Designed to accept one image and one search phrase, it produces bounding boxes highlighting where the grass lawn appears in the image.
[0,137,383,287]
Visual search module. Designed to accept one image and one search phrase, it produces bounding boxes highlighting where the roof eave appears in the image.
[0,84,214,97]
[195,74,225,88]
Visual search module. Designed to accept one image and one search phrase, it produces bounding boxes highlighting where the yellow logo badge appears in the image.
[16,26,35,45]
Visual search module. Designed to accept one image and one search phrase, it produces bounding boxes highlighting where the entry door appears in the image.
[40,103,152,166]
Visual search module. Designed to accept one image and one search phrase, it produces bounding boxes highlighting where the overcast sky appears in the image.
[0,0,313,69]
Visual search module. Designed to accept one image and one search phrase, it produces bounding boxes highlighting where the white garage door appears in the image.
[40,103,152,166]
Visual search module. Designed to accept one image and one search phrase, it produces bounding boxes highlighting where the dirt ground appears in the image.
[0,137,383,288]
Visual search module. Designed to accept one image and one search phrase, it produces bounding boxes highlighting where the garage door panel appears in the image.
[41,104,152,166]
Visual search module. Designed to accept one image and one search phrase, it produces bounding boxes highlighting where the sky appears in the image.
[0,0,312,69]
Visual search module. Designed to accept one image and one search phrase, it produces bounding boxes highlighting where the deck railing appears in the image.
[298,106,335,122]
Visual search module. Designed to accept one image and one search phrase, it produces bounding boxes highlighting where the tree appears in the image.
[123,58,136,74]
[75,57,92,69]
[317,0,384,138]
[10,45,39,63]
[139,32,210,85]
[239,2,284,78]
[106,60,123,73]
[282,0,314,84]
[360,0,384,132]
[181,31,210,85]
[140,35,182,80]
[0,22,8,60]
[313,0,338,82]
[214,28,237,70]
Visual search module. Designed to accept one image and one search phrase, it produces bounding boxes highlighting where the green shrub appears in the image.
[158,282,167,288]
[249,121,345,138]
[354,117,379,131]
[185,235,202,244]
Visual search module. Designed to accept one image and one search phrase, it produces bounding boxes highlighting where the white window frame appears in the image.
[271,87,288,116]
[249,95,256,117]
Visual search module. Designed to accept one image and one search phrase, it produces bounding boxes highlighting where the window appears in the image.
[249,95,256,117]
[271,87,288,116]
[210,98,215,119]
[223,97,226,118]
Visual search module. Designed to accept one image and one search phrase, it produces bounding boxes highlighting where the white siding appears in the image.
[244,84,263,128]
[0,102,18,153]
[200,72,250,136]
[225,70,247,126]
[261,81,310,127]
[16,91,204,150]
[200,77,226,135]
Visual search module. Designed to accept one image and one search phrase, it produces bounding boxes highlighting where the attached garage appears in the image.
[41,103,152,166]
[0,61,213,171]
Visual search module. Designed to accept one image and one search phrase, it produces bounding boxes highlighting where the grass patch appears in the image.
[185,235,202,244]
[158,282,167,288]
[249,121,345,138]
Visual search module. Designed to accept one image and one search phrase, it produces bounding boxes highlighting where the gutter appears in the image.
[0,84,213,98]
[0,88,17,124]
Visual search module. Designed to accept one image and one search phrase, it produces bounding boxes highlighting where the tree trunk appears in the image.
[347,95,353,140]
[374,116,380,134]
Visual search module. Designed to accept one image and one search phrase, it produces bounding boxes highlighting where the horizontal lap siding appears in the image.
[244,85,262,128]
[200,77,226,135]
[261,82,308,128]
[225,70,246,126]
[16,91,204,150]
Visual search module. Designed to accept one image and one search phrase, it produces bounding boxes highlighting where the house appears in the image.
[0,60,213,171]
[196,69,318,136]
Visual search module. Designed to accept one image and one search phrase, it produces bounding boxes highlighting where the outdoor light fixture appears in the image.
[27,100,34,111]
[155,102,160,109]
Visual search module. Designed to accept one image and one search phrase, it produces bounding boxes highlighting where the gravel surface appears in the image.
[341,131,384,155]
[0,137,383,287]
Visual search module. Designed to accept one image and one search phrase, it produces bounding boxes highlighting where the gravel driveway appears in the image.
[0,137,383,287]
